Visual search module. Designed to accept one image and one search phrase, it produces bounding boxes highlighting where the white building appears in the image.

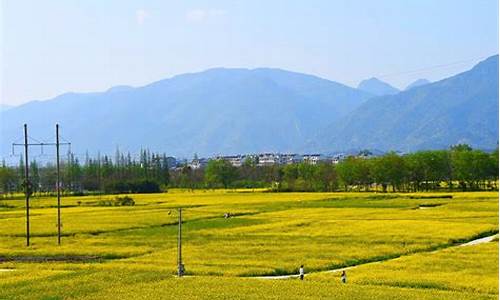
[331,153,346,164]
[216,155,244,167]
[302,154,325,165]
[258,153,280,166]
[189,158,208,169]
[280,153,301,165]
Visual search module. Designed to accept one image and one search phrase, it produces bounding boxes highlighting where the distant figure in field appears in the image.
[299,265,304,280]
[341,270,347,283]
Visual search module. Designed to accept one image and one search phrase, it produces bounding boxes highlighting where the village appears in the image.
[185,152,354,170]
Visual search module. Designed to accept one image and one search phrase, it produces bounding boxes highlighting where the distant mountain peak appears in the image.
[357,77,400,96]
[315,55,499,152]
[405,79,430,90]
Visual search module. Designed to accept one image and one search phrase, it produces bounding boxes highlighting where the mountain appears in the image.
[107,85,134,93]
[0,104,13,112]
[357,77,400,96]
[314,55,499,152]
[0,68,372,158]
[405,79,430,90]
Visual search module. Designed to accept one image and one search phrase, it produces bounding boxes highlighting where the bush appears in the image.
[115,196,135,206]
[104,180,161,194]
[86,196,135,207]
[132,180,161,193]
[229,180,267,189]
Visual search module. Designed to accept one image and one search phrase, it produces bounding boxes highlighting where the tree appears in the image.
[405,152,426,191]
[282,164,299,191]
[336,157,370,191]
[470,150,494,190]
[30,160,40,195]
[451,146,474,191]
[336,157,358,191]
[405,150,451,191]
[489,149,499,188]
[372,152,406,192]
[0,164,17,195]
[205,159,237,188]
[313,163,337,192]
[297,162,316,191]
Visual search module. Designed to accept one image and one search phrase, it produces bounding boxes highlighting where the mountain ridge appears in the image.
[0,68,371,158]
[312,55,499,152]
[2,56,497,159]
[405,78,430,90]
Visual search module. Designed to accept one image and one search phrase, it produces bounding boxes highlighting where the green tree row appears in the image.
[175,145,498,192]
[0,149,171,196]
[0,145,497,196]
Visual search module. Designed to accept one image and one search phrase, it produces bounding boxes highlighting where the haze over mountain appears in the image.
[313,55,499,152]
[0,68,371,158]
[2,56,497,160]
[405,79,431,90]
[357,77,400,96]
[0,104,13,112]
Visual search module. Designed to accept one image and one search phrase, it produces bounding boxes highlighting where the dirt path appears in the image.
[459,235,497,246]
[0,255,102,263]
[255,234,498,280]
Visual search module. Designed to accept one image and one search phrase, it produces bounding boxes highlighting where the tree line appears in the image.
[0,149,171,196]
[195,145,498,192]
[0,145,498,196]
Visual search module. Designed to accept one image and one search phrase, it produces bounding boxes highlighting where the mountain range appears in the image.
[0,68,371,158]
[1,55,498,158]
[312,55,498,152]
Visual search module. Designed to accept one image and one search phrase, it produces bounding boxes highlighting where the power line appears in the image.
[377,56,489,79]
[340,55,490,87]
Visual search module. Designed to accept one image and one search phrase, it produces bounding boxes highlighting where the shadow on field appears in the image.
[0,255,108,263]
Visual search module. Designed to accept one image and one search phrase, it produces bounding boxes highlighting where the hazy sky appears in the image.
[1,0,498,106]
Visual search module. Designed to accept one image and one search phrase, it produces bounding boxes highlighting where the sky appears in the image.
[1,0,498,106]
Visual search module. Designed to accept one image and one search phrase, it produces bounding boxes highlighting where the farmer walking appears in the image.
[299,265,305,280]
[341,270,347,283]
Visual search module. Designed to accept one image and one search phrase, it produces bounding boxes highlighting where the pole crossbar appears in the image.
[12,143,71,146]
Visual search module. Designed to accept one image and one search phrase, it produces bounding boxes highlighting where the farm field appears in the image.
[0,190,498,299]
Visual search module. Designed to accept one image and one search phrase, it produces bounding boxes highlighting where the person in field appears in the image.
[341,270,347,283]
[299,265,304,280]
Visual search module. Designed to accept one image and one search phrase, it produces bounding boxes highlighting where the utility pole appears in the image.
[56,124,62,245]
[23,124,30,247]
[177,207,183,277]
[12,124,70,247]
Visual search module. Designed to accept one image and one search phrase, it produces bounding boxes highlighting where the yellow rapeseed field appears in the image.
[0,190,497,299]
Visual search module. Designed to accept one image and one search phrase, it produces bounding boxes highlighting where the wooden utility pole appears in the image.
[56,124,62,245]
[23,124,30,247]
[178,208,183,277]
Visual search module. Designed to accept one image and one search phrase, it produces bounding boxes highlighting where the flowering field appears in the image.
[0,190,497,299]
